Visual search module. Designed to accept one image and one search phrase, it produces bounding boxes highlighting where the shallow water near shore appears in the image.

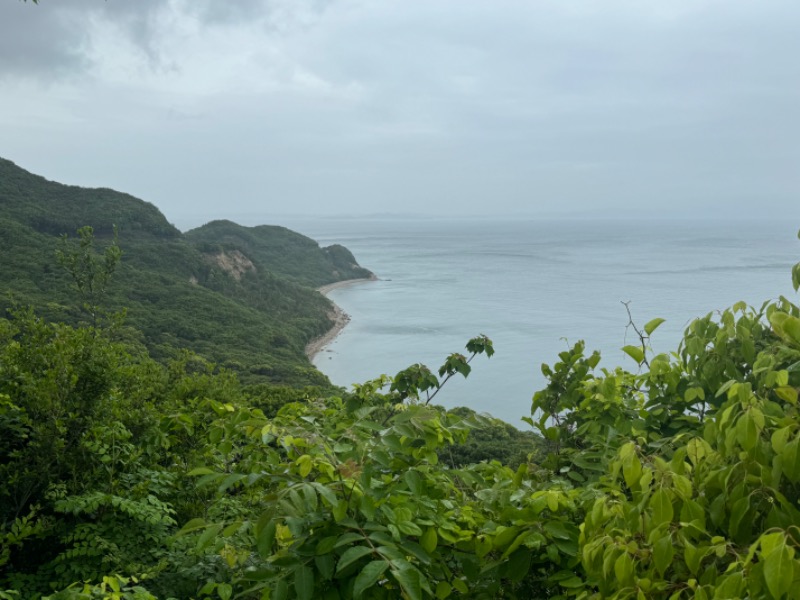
[278,217,798,426]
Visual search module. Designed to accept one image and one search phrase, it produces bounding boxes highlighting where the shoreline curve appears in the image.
[305,275,377,361]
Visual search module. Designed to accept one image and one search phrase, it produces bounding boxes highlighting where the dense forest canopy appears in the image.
[2,158,800,598]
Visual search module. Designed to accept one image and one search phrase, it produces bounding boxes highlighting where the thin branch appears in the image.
[622,300,650,368]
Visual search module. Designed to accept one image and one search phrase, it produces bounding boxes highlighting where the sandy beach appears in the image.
[305,276,376,360]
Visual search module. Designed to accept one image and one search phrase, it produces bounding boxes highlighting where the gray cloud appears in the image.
[1,0,798,223]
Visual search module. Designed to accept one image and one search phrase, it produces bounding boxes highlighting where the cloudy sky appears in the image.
[1,0,798,228]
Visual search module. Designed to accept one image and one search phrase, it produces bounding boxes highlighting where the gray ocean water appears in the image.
[280,218,799,426]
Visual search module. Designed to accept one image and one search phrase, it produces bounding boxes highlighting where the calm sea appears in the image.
[279,218,799,426]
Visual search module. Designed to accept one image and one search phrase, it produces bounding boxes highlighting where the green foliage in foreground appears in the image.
[2,233,800,599]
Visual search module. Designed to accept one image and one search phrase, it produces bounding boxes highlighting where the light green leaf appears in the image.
[475,535,492,558]
[783,316,800,345]
[772,427,793,455]
[622,454,643,490]
[186,467,215,476]
[782,436,800,483]
[614,552,634,586]
[644,318,666,335]
[650,489,674,527]
[736,410,760,451]
[216,583,232,600]
[178,518,207,535]
[296,455,313,477]
[622,345,645,364]
[684,539,705,575]
[775,386,798,405]
[763,542,794,600]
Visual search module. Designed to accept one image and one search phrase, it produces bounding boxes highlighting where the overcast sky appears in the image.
[1,0,799,228]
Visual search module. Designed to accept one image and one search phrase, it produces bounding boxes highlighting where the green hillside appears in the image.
[0,157,373,386]
[185,219,373,288]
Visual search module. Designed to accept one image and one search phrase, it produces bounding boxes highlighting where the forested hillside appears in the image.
[185,220,373,288]
[0,157,373,386]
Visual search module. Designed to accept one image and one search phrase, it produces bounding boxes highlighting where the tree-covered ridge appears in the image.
[185,220,373,288]
[0,158,179,240]
[0,158,373,386]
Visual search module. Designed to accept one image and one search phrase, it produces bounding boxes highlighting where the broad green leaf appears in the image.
[653,535,674,576]
[296,455,313,478]
[622,454,643,490]
[544,520,572,541]
[273,579,289,600]
[221,521,242,538]
[622,345,645,364]
[353,560,389,598]
[315,554,335,581]
[650,489,674,527]
[475,535,492,558]
[772,427,793,455]
[316,536,338,555]
[257,521,276,558]
[687,438,710,466]
[614,552,634,586]
[196,523,222,552]
[793,261,800,292]
[335,532,364,548]
[760,532,785,557]
[216,583,232,600]
[783,316,800,345]
[397,521,423,536]
[763,542,794,600]
[391,564,423,600]
[310,482,338,506]
[775,386,798,405]
[505,549,532,582]
[336,545,373,574]
[644,318,666,335]
[178,518,207,535]
[493,526,521,549]
[715,573,744,600]
[729,497,752,541]
[186,467,215,476]
[435,581,452,599]
[420,528,438,554]
[782,436,800,483]
[736,410,760,451]
[404,470,423,495]
[684,539,705,575]
[294,565,314,600]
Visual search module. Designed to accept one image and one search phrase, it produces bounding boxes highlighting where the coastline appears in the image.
[305,275,377,361]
